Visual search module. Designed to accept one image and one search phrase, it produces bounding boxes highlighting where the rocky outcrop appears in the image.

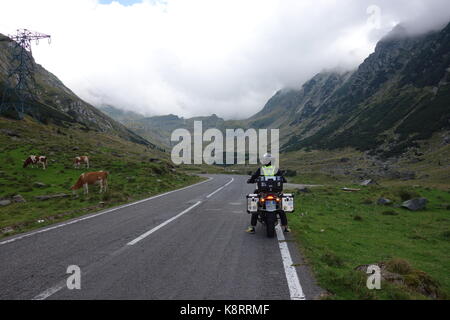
[402,198,428,211]
[35,193,70,201]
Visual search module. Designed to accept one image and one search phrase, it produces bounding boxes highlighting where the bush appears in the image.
[382,211,399,216]
[322,252,344,267]
[441,230,450,241]
[386,258,413,275]
[284,169,297,177]
[398,188,421,202]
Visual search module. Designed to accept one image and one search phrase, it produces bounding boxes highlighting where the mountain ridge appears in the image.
[99,22,450,158]
[0,33,156,148]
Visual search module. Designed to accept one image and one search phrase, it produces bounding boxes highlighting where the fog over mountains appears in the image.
[1,0,450,119]
[102,21,450,158]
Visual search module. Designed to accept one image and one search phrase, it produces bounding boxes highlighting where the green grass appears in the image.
[280,132,450,188]
[0,116,203,238]
[288,184,450,299]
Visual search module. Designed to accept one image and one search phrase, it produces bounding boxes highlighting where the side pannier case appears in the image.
[246,194,259,213]
[282,193,294,213]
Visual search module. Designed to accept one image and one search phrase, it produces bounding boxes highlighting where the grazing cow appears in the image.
[23,155,48,170]
[74,156,90,169]
[71,171,108,194]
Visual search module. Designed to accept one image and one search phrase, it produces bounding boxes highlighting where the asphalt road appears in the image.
[0,174,323,300]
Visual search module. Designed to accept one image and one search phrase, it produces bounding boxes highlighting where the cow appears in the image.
[71,171,109,195]
[23,155,48,170]
[73,156,90,169]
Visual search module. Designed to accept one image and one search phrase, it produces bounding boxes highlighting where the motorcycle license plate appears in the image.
[266,200,276,212]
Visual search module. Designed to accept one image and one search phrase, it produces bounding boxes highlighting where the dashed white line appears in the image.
[127,201,202,246]
[32,281,67,300]
[276,225,306,300]
[33,200,204,299]
[0,178,213,246]
[206,178,234,198]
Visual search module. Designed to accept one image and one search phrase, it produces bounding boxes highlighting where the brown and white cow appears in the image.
[23,155,48,170]
[71,171,108,194]
[73,156,90,169]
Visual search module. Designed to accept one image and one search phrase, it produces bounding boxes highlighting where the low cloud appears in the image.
[1,0,449,119]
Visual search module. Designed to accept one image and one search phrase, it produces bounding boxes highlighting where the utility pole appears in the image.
[0,28,51,119]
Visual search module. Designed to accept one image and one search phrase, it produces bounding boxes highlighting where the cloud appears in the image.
[0,0,449,119]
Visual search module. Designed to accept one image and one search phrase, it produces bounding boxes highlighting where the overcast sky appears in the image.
[0,0,449,119]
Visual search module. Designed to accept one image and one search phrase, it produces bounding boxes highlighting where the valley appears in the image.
[0,17,449,301]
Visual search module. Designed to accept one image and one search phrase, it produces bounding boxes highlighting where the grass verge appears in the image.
[288,184,450,299]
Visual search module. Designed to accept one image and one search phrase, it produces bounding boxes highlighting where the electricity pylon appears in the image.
[0,29,51,119]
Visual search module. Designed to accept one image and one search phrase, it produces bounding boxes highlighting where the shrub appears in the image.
[398,188,420,202]
[382,211,399,216]
[386,258,413,275]
[284,169,297,177]
[322,252,344,267]
[440,230,450,241]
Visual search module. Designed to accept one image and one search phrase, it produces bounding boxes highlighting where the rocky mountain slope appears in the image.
[269,22,450,158]
[0,33,154,147]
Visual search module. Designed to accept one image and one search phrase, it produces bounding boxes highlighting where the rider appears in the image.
[245,153,291,234]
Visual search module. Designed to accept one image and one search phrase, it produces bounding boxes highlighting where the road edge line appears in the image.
[276,225,306,300]
[0,177,213,246]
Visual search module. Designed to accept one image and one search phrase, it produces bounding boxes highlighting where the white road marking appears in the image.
[33,199,204,299]
[276,225,306,300]
[206,178,234,198]
[0,178,213,246]
[32,281,67,300]
[127,201,202,245]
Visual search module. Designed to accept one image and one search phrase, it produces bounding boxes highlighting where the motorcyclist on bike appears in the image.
[245,153,291,234]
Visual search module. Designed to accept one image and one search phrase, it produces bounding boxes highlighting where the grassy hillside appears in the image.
[279,128,450,188]
[0,116,202,238]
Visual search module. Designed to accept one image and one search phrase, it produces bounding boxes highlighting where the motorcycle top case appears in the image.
[282,193,295,213]
[246,194,259,213]
[257,176,283,192]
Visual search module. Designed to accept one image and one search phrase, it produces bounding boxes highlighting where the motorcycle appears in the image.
[246,174,294,238]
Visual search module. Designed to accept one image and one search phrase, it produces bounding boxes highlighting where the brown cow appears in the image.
[23,155,47,170]
[71,171,108,194]
[73,156,90,169]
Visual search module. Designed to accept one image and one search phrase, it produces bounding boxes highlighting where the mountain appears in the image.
[97,105,144,122]
[100,106,230,148]
[99,22,450,159]
[0,33,154,147]
[273,22,450,157]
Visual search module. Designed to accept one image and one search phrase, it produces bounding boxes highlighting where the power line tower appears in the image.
[0,28,51,119]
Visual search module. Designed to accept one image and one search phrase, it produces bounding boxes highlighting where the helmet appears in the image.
[261,153,273,166]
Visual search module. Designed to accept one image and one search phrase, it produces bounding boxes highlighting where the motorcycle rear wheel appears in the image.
[266,212,276,238]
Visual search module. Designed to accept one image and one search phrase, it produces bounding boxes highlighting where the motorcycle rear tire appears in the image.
[266,212,276,238]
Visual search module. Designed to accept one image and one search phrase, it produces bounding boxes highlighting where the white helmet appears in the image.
[261,153,273,165]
